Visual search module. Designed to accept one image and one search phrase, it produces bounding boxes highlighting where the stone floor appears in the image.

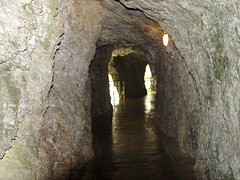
[93,92,195,179]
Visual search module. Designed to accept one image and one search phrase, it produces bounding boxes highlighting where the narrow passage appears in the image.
[95,92,178,179]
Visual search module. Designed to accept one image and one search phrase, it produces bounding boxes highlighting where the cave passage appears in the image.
[94,92,179,179]
[109,63,155,106]
[90,49,196,179]
[1,1,240,179]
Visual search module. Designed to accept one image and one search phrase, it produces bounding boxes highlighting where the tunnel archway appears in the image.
[0,0,204,178]
[0,0,239,179]
[90,40,197,180]
[86,0,211,179]
[109,49,149,99]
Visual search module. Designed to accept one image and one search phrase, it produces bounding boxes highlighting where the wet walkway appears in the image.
[94,92,181,179]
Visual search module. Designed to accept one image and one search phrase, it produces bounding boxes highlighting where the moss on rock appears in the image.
[210,22,230,80]
[2,72,20,112]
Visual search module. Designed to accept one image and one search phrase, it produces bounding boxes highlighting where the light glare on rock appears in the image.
[163,34,169,46]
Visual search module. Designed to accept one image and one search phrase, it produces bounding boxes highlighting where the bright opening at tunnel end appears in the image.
[144,64,154,93]
[109,74,120,106]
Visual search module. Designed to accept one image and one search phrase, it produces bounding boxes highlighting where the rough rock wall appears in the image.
[36,1,105,179]
[118,0,240,179]
[39,1,104,178]
[0,0,239,179]
[0,0,62,179]
[0,0,105,179]
[90,45,114,168]
[96,0,162,48]
[146,43,201,156]
[90,45,113,129]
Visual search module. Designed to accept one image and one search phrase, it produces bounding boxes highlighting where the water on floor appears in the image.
[94,92,183,179]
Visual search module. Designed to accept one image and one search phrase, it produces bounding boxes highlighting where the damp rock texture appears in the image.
[90,45,113,128]
[0,0,62,179]
[37,0,105,178]
[0,0,105,179]
[97,0,240,179]
[116,0,240,179]
[0,0,239,179]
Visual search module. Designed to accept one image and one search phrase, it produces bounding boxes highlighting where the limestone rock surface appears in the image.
[0,0,239,179]
[0,0,105,179]
[116,0,240,179]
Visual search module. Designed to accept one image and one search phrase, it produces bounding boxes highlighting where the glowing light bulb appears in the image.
[163,33,169,46]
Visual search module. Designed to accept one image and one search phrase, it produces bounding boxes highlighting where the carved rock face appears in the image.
[98,1,240,179]
[0,0,239,179]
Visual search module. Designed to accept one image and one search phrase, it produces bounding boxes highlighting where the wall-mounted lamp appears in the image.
[163,33,169,46]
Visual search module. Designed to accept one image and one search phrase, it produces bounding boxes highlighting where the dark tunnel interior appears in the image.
[89,46,196,179]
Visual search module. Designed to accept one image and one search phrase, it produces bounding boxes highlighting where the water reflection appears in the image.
[95,92,179,179]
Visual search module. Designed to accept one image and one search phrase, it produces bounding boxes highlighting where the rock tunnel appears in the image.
[0,0,239,179]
